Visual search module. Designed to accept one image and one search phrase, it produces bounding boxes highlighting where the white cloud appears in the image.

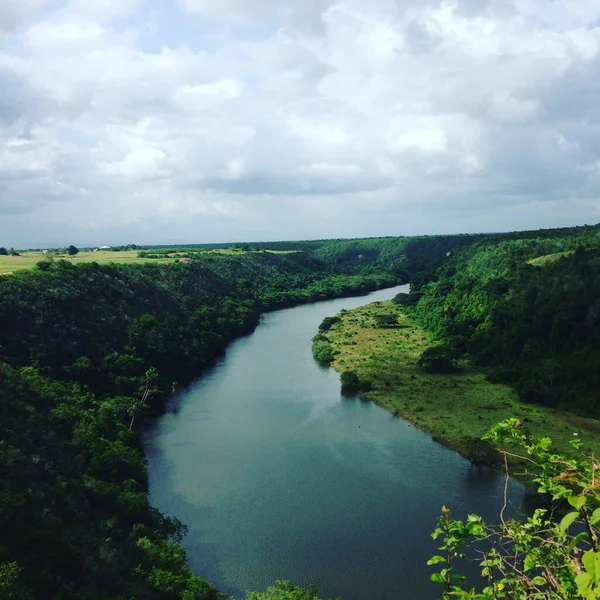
[393,127,448,154]
[60,0,143,22]
[0,0,46,33]
[174,80,243,111]
[101,148,169,181]
[1,0,600,247]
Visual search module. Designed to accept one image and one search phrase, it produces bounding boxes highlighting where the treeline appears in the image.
[396,225,600,417]
[134,234,492,278]
[0,252,395,599]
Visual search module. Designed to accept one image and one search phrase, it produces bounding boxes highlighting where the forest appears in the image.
[2,223,600,599]
[397,224,600,417]
[0,251,395,599]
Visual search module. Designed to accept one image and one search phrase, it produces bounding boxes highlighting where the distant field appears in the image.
[0,248,298,275]
[528,250,575,266]
[0,250,176,275]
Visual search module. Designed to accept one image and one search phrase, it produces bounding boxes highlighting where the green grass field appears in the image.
[0,248,298,275]
[528,251,575,266]
[0,250,177,275]
[325,301,600,463]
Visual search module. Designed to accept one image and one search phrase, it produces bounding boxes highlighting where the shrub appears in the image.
[312,334,334,364]
[318,315,341,331]
[429,419,600,599]
[418,346,458,374]
[341,371,361,394]
[36,261,51,271]
[340,370,371,395]
[373,314,398,328]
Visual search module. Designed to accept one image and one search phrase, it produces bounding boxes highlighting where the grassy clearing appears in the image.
[324,301,600,463]
[0,251,176,274]
[527,251,574,266]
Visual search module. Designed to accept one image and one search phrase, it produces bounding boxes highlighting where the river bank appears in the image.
[322,300,600,465]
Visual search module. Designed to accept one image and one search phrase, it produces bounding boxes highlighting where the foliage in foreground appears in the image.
[244,580,334,600]
[430,419,600,599]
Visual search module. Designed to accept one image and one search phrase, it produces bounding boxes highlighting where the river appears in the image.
[144,285,523,600]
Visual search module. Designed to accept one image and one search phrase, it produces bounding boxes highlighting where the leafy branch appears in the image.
[429,419,600,599]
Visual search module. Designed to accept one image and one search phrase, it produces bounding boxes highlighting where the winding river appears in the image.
[144,285,523,600]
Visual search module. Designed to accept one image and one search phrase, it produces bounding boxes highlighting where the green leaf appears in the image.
[427,555,446,566]
[583,551,600,586]
[567,531,589,553]
[568,495,587,511]
[560,511,579,532]
[523,554,536,572]
[591,508,600,526]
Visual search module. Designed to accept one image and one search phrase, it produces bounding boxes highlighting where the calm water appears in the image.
[144,286,523,600]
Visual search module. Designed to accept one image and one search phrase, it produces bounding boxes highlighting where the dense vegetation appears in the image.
[3,222,600,599]
[397,225,600,417]
[0,251,395,599]
[138,233,485,278]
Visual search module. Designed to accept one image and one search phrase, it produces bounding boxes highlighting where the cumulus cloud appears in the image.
[0,0,599,247]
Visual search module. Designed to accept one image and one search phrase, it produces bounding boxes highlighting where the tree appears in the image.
[36,260,51,271]
[245,581,327,600]
[373,314,398,328]
[0,562,31,599]
[418,346,458,373]
[128,367,158,430]
[319,316,341,331]
[312,334,334,364]
[67,245,79,256]
[340,370,371,395]
[0,247,7,255]
[9,248,19,256]
[429,419,600,599]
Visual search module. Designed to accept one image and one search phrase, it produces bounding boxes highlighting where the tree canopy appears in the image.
[0,251,396,598]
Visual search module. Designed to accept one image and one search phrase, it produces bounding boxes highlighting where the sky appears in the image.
[1,0,599,247]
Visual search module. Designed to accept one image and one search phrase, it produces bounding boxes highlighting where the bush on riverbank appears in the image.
[312,333,335,364]
[340,370,372,395]
[318,315,341,331]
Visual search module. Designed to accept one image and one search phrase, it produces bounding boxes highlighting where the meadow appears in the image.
[0,250,178,275]
[527,250,575,266]
[325,300,600,463]
[0,248,297,275]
